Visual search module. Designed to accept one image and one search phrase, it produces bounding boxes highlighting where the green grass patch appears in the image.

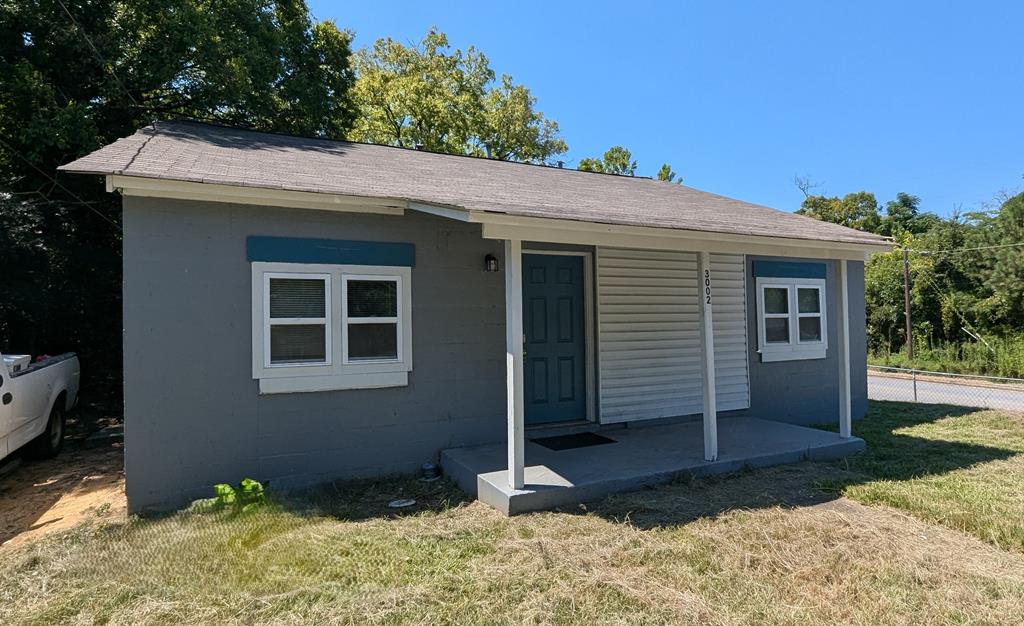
[820,402,1024,552]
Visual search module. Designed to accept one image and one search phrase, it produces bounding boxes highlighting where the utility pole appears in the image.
[903,248,913,360]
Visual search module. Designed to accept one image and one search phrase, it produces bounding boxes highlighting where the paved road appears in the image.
[868,374,1024,412]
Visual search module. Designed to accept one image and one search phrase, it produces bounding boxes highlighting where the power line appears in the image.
[904,240,1024,256]
[7,0,155,233]
[54,0,139,107]
[911,261,989,349]
[0,136,121,231]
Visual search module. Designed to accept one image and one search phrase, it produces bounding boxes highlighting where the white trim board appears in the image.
[107,178,888,258]
[108,175,407,215]
[482,222,874,261]
[754,277,829,362]
[837,260,852,438]
[409,201,890,259]
[251,262,413,395]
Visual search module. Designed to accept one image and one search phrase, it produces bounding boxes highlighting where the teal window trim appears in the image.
[247,236,415,267]
[752,260,826,279]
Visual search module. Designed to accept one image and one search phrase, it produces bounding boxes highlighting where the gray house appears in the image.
[62,122,890,514]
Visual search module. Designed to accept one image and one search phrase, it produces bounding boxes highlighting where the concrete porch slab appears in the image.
[440,417,864,515]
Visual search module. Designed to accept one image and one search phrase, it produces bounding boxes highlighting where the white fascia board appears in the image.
[474,212,890,251]
[478,218,883,261]
[328,197,889,260]
[408,201,474,221]
[108,175,407,216]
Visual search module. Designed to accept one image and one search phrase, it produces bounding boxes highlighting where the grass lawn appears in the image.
[1,402,1024,625]
[824,401,1024,552]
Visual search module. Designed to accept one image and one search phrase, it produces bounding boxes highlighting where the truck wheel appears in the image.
[29,404,65,459]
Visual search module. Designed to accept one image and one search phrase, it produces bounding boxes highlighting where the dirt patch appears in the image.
[0,442,126,546]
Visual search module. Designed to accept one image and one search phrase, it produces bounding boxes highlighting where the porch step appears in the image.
[441,417,865,515]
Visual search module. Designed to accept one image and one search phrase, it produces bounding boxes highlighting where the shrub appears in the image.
[870,333,1024,379]
[207,478,268,514]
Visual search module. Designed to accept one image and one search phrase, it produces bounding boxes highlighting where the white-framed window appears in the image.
[252,262,412,394]
[755,277,827,362]
[264,272,331,367]
[342,275,402,364]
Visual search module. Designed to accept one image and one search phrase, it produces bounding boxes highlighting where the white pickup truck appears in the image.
[0,352,80,460]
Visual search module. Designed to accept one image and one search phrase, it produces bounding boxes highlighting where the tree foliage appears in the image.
[579,149,683,182]
[796,191,881,232]
[877,192,942,237]
[798,183,1024,357]
[0,0,357,377]
[350,29,567,163]
[656,163,682,184]
[978,193,1024,322]
[578,146,637,176]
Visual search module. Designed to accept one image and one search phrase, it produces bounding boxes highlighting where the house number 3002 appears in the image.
[704,269,712,304]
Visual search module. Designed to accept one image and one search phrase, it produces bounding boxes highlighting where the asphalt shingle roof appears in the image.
[60,121,890,248]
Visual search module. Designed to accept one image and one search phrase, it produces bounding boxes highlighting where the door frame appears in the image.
[522,249,596,424]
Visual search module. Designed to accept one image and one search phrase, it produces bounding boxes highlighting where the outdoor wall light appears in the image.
[484,254,499,273]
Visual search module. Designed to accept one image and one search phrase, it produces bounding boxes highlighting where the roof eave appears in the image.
[410,201,892,260]
[63,168,892,260]
[105,174,409,216]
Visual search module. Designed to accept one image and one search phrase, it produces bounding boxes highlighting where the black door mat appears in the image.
[531,432,617,451]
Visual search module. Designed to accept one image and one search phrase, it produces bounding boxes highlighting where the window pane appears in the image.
[765,317,789,343]
[798,288,821,313]
[764,287,788,314]
[348,323,398,360]
[348,280,397,317]
[269,278,325,318]
[270,324,326,363]
[799,317,822,342]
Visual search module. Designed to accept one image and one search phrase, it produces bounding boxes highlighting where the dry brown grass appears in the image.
[3,401,1024,625]
[1,465,1022,625]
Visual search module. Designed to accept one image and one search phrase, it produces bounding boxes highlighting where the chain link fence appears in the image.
[868,365,1024,411]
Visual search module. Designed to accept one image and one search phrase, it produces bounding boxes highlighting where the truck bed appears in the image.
[8,353,78,378]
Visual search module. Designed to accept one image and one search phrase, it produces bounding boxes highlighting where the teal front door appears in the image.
[523,254,587,425]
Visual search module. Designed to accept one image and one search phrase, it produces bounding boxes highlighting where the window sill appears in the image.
[759,347,827,363]
[258,371,408,394]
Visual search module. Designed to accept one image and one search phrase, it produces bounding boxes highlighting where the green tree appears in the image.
[578,146,637,176]
[478,75,567,162]
[350,29,567,163]
[656,163,682,183]
[0,0,357,376]
[879,192,941,237]
[979,192,1024,326]
[864,232,914,352]
[796,191,882,232]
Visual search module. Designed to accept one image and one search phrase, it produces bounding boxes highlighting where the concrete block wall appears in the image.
[122,197,507,511]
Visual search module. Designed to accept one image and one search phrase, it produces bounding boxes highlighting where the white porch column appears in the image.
[837,259,852,438]
[698,251,718,461]
[504,239,526,489]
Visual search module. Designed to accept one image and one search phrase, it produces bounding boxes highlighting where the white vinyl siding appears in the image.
[709,254,751,411]
[596,248,749,423]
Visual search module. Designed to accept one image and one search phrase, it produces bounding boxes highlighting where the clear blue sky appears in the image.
[310,1,1023,216]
